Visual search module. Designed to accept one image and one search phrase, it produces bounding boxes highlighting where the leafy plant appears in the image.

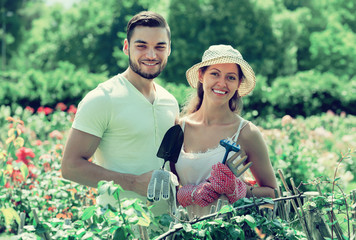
[0,105,355,239]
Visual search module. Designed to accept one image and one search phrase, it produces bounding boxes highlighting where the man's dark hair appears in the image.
[126,11,171,42]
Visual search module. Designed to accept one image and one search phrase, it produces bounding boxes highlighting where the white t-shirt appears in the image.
[72,74,179,215]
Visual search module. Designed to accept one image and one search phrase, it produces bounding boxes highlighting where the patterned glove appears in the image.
[177,181,220,208]
[208,162,247,204]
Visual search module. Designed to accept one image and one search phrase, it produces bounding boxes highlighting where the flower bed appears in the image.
[0,105,355,239]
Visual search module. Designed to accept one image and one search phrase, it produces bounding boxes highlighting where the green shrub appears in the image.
[0,62,107,110]
[265,70,356,117]
[1,68,355,119]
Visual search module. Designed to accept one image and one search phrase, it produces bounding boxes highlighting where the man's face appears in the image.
[124,26,171,79]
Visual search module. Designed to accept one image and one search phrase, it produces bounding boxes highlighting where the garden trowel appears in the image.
[147,125,183,207]
[156,124,184,170]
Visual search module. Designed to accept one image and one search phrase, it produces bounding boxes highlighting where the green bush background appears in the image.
[1,0,356,118]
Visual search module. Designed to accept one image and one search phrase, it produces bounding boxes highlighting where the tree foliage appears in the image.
[0,0,28,68]
[1,0,356,116]
[165,0,283,83]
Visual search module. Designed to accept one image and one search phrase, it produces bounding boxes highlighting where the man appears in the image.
[61,11,179,214]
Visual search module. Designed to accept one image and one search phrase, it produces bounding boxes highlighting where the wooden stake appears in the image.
[278,169,312,240]
[350,189,356,239]
[138,226,149,240]
[290,178,308,221]
[32,208,50,240]
[18,212,26,235]
[315,182,344,240]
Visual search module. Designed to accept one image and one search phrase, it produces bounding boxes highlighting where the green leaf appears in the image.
[35,223,49,234]
[0,171,5,186]
[82,231,94,239]
[137,212,151,227]
[114,227,126,240]
[98,180,111,194]
[228,226,244,239]
[218,205,234,214]
[272,219,283,228]
[20,162,29,180]
[244,215,257,229]
[81,206,97,221]
[333,177,341,182]
[0,207,21,227]
[183,223,193,232]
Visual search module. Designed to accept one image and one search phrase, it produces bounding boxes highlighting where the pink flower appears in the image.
[326,110,335,116]
[56,102,67,111]
[39,154,53,161]
[25,106,34,113]
[49,130,63,140]
[37,106,53,115]
[67,105,77,114]
[281,115,293,126]
[314,127,332,138]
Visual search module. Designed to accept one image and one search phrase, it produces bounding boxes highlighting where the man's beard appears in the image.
[129,57,166,80]
[129,53,167,79]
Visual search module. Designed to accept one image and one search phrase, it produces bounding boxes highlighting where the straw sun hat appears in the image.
[186,45,256,97]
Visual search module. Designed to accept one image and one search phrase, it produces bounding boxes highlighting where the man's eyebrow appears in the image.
[133,40,168,45]
[134,40,147,44]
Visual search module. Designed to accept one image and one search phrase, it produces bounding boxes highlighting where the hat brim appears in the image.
[186,56,256,97]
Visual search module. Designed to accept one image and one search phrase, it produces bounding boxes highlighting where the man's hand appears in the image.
[147,169,178,201]
[146,170,179,214]
[133,171,154,196]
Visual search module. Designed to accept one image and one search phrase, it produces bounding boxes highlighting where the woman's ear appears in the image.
[198,69,204,83]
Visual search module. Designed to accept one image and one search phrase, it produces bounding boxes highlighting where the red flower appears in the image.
[67,105,77,114]
[27,164,37,179]
[37,106,44,113]
[37,106,53,115]
[245,177,257,186]
[56,102,67,111]
[16,147,35,165]
[11,169,24,183]
[25,106,35,113]
[43,162,51,172]
[48,206,56,212]
[44,195,52,200]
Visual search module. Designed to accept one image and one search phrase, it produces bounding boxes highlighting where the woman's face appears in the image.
[199,63,240,104]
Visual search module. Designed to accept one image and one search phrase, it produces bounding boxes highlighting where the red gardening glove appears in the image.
[177,180,220,208]
[208,162,247,204]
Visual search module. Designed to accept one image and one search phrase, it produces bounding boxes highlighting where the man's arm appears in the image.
[61,128,152,196]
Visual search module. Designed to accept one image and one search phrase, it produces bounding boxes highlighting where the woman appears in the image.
[174,45,277,218]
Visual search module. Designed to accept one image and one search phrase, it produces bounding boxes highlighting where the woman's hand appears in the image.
[208,162,247,203]
[177,181,220,208]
